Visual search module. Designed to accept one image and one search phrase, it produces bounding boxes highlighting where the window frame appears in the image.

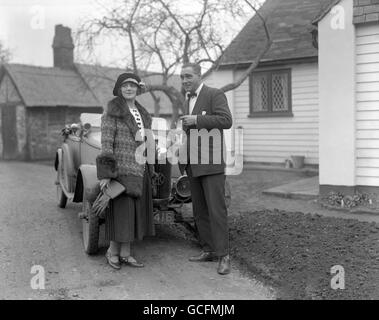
[249,68,293,118]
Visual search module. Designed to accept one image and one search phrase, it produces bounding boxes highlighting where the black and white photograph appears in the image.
[0,0,379,305]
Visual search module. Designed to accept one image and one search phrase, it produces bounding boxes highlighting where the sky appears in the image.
[0,0,253,69]
[0,0,99,66]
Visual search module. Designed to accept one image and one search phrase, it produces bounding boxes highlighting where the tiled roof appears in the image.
[312,0,341,24]
[2,63,181,115]
[76,64,181,115]
[353,0,379,24]
[220,0,334,66]
[4,64,99,107]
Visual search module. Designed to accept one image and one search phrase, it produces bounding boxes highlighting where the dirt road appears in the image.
[0,161,274,300]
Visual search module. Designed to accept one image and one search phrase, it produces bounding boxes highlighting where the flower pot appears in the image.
[291,155,305,169]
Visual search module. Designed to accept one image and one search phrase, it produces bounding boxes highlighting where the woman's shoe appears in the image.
[120,256,144,268]
[105,251,121,270]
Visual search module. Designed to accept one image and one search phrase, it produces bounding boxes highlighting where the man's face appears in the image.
[180,66,201,93]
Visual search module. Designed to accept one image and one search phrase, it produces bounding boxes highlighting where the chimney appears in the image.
[52,24,74,69]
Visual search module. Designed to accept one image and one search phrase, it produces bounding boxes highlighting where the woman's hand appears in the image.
[100,178,111,191]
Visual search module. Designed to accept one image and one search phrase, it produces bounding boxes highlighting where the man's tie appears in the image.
[187,92,197,99]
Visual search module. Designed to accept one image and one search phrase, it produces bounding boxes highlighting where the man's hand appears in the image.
[180,115,197,127]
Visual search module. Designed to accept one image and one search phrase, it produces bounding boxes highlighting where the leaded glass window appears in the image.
[250,69,292,117]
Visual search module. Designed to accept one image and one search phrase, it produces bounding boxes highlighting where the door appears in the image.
[1,104,18,159]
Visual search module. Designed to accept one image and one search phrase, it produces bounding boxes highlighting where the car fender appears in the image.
[73,165,100,203]
[55,148,63,171]
[61,143,75,179]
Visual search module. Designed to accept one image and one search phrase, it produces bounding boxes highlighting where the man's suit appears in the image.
[180,84,233,257]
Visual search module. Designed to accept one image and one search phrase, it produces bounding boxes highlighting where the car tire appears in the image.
[56,159,68,208]
[57,184,68,208]
[82,192,99,255]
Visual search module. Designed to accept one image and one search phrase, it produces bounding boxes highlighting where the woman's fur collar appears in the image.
[104,96,152,129]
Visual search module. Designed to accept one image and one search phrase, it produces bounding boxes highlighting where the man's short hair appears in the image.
[182,62,201,76]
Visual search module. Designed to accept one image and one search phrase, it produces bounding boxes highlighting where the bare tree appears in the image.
[0,41,11,64]
[76,0,270,124]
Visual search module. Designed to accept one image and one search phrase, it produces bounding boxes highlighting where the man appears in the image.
[179,62,233,275]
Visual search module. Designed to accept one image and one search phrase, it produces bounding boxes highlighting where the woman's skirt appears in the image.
[105,168,155,243]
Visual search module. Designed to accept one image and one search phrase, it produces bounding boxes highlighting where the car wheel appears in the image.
[57,183,68,208]
[82,192,99,255]
[56,159,68,208]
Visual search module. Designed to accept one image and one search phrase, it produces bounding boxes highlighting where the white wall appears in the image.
[355,23,379,186]
[232,62,319,165]
[318,0,355,186]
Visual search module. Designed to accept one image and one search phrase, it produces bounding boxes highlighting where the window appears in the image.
[249,69,293,117]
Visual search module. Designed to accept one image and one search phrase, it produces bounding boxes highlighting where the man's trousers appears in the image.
[187,168,229,257]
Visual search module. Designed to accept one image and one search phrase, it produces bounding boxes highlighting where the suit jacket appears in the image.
[179,85,233,177]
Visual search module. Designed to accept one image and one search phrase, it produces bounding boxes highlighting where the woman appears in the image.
[96,72,155,270]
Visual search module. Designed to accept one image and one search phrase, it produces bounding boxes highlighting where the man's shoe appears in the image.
[105,251,121,270]
[189,251,217,262]
[217,255,231,275]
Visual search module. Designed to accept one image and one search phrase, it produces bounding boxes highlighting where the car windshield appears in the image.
[152,117,168,131]
[79,114,167,130]
[80,113,102,128]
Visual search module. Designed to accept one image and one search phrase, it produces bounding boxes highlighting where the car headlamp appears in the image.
[174,175,191,200]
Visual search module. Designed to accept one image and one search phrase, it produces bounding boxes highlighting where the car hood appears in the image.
[84,131,101,149]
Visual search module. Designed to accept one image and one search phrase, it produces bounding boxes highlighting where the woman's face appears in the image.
[120,82,138,100]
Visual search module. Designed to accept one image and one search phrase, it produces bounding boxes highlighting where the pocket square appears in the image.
[202,111,207,115]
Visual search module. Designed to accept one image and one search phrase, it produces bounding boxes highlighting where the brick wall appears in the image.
[354,0,379,24]
[0,106,2,156]
[27,106,102,160]
[16,105,27,158]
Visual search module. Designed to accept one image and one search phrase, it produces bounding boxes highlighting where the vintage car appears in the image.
[55,113,231,255]
[54,113,198,254]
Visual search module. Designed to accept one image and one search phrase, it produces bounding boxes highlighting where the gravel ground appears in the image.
[0,161,274,300]
[11,161,379,300]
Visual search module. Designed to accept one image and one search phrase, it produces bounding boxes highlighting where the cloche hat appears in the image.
[113,72,143,96]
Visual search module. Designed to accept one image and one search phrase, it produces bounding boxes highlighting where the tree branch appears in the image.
[220,0,272,92]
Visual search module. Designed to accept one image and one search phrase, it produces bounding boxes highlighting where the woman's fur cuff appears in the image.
[117,174,143,198]
[96,153,118,179]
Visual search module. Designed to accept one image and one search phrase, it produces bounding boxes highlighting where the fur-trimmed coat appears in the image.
[96,96,154,197]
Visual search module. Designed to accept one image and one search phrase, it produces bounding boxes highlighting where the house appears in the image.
[205,0,333,166]
[314,0,379,195]
[208,0,379,195]
[0,25,181,160]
